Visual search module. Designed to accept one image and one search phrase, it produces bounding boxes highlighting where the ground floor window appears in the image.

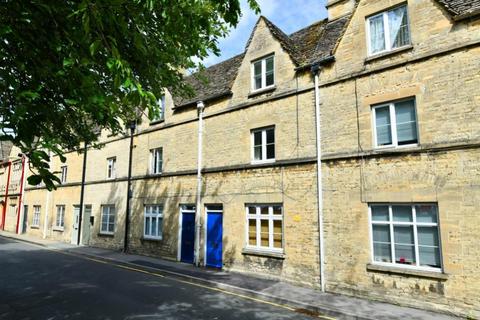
[32,205,41,226]
[144,205,163,239]
[55,205,65,228]
[370,204,442,271]
[246,204,283,252]
[101,205,115,234]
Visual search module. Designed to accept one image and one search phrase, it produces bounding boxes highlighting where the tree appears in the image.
[0,0,259,190]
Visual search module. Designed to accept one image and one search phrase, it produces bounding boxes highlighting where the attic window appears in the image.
[367,4,410,56]
[251,55,275,91]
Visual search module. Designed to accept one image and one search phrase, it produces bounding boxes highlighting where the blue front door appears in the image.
[181,212,195,263]
[206,211,223,268]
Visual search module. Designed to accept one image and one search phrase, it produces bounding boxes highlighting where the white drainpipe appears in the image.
[312,64,326,292]
[194,101,205,266]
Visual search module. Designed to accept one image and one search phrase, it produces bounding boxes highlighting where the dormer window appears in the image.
[367,4,410,56]
[152,96,165,122]
[251,55,274,91]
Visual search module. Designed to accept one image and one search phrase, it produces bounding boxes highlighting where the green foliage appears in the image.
[0,0,259,190]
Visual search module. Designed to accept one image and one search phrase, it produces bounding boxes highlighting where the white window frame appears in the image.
[366,4,411,56]
[144,204,163,239]
[60,166,67,184]
[100,205,115,234]
[250,55,275,92]
[368,204,443,273]
[32,205,41,227]
[372,98,418,149]
[150,148,163,175]
[245,204,283,253]
[250,127,275,164]
[55,205,65,230]
[106,157,116,179]
[152,96,165,122]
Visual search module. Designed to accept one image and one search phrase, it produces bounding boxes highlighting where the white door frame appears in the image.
[177,205,196,262]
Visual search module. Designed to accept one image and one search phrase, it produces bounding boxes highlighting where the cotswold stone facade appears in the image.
[2,0,479,317]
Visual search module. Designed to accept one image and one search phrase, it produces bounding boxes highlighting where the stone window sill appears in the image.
[141,236,163,242]
[365,45,414,63]
[248,86,276,98]
[52,227,64,232]
[30,225,40,229]
[149,119,165,126]
[366,263,449,280]
[98,232,114,238]
[242,248,285,259]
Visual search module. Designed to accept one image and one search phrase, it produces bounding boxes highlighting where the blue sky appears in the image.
[203,0,328,66]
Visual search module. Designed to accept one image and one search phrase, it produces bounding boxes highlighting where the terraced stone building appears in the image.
[3,0,479,317]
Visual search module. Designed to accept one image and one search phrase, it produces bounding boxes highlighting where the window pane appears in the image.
[375,106,392,145]
[255,76,262,90]
[419,246,441,268]
[254,131,262,146]
[248,207,256,215]
[273,220,282,233]
[394,226,414,244]
[266,73,274,87]
[248,219,256,245]
[273,206,282,215]
[260,207,269,215]
[253,61,262,76]
[417,227,439,247]
[373,225,390,243]
[369,14,386,54]
[145,217,151,236]
[395,244,415,265]
[266,57,274,73]
[260,220,269,247]
[151,218,157,237]
[373,243,392,262]
[266,144,275,159]
[395,100,417,144]
[273,233,282,248]
[101,221,108,231]
[392,206,412,222]
[254,146,262,160]
[108,213,115,224]
[266,129,274,144]
[389,5,410,48]
[371,206,389,221]
[416,205,437,223]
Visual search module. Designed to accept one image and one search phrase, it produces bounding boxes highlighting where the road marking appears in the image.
[4,237,335,320]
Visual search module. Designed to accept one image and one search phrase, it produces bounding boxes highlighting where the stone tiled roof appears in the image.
[436,0,480,19]
[173,53,245,107]
[173,15,351,108]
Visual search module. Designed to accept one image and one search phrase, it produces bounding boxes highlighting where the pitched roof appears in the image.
[436,0,480,19]
[173,15,351,108]
[172,53,244,107]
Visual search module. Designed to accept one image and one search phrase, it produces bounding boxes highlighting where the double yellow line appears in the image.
[18,239,336,320]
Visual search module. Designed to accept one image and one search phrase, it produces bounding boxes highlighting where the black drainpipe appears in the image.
[123,121,136,253]
[77,142,88,245]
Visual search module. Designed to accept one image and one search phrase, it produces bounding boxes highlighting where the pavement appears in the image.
[0,230,462,320]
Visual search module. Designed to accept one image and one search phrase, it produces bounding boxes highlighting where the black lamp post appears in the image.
[123,120,136,253]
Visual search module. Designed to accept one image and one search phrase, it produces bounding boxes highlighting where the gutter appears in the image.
[295,55,335,72]
[311,62,326,293]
